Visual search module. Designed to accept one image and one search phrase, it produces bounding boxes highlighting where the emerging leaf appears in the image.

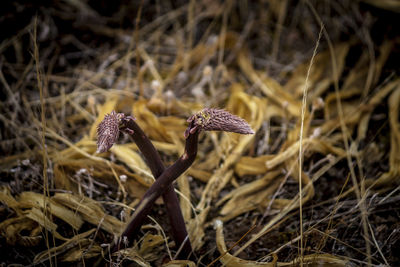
[96,111,125,153]
[185,108,254,137]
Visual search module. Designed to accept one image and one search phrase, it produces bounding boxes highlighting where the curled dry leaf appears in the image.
[96,111,125,153]
[185,108,254,138]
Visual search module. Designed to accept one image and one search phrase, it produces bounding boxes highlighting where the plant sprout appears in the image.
[97,108,254,259]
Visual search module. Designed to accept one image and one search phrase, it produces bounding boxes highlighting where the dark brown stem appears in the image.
[115,117,195,258]
[113,125,199,254]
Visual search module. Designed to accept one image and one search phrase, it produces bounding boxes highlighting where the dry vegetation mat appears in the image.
[1,0,400,266]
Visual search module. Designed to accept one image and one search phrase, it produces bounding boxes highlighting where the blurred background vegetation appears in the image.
[1,0,400,266]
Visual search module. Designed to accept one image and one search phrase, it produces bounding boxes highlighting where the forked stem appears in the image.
[112,124,199,253]
[117,117,194,259]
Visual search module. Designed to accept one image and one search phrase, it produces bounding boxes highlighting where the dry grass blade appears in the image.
[162,260,196,267]
[214,220,348,266]
[25,207,58,233]
[238,49,302,117]
[19,192,84,230]
[33,229,97,264]
[360,0,400,12]
[52,193,123,235]
[371,85,400,187]
[1,1,399,265]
